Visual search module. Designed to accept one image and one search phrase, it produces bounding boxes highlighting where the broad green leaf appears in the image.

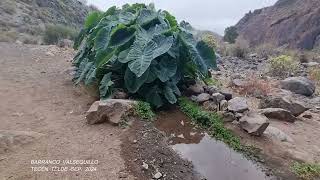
[166,81,181,96]
[85,66,97,85]
[163,85,177,104]
[119,11,137,25]
[124,67,149,93]
[75,61,93,85]
[196,40,217,69]
[144,85,163,108]
[94,26,112,51]
[152,35,173,59]
[117,49,129,63]
[95,48,116,68]
[128,40,157,77]
[99,72,114,99]
[137,9,157,25]
[73,28,86,50]
[109,24,136,47]
[152,56,177,82]
[179,30,208,76]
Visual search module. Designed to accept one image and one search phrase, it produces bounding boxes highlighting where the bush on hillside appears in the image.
[254,43,278,59]
[73,4,216,107]
[227,37,249,58]
[43,24,78,45]
[269,55,298,77]
[223,26,238,44]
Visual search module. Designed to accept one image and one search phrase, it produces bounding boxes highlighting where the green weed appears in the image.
[134,101,155,121]
[291,162,320,180]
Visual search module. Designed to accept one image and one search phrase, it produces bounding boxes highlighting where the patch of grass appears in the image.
[179,97,254,153]
[133,101,155,121]
[203,77,221,87]
[291,162,320,180]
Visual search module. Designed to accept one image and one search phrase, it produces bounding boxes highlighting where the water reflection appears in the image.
[155,109,270,180]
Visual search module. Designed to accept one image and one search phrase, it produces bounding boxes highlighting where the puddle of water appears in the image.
[155,109,270,180]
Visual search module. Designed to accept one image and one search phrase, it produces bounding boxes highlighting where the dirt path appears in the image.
[0,43,133,179]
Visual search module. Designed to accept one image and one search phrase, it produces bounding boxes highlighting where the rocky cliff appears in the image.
[235,0,320,50]
[0,0,96,43]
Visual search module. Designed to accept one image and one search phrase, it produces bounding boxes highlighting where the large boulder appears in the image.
[0,130,44,154]
[86,99,137,125]
[239,112,270,136]
[280,77,316,96]
[258,108,297,122]
[228,97,249,113]
[259,96,308,116]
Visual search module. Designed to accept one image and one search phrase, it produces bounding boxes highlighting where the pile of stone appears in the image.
[187,82,310,137]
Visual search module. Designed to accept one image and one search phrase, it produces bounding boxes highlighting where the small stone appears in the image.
[187,84,204,95]
[232,79,246,87]
[228,97,249,113]
[153,172,162,179]
[220,111,237,122]
[219,100,228,111]
[133,140,137,143]
[219,90,233,100]
[203,101,218,112]
[205,85,219,94]
[142,162,149,170]
[195,93,211,103]
[211,93,225,104]
[302,114,312,119]
[264,126,293,142]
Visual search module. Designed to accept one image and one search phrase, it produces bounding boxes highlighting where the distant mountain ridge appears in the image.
[235,0,320,50]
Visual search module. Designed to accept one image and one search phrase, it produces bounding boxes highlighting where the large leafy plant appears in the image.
[73,3,216,107]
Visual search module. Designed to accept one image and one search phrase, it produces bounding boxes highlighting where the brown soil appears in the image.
[0,43,133,180]
[121,119,201,180]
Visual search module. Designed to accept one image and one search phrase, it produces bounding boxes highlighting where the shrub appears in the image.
[0,31,18,42]
[201,34,217,49]
[291,162,320,180]
[234,76,273,97]
[223,26,238,44]
[72,4,216,108]
[227,37,249,58]
[269,55,298,77]
[254,43,278,59]
[309,67,320,82]
[134,101,155,120]
[43,24,78,45]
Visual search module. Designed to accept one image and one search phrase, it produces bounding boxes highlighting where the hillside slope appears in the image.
[235,0,320,50]
[0,0,95,43]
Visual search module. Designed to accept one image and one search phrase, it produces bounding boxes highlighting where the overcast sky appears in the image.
[86,0,277,35]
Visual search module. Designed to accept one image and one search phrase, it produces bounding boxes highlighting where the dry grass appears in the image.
[231,76,274,97]
[0,31,18,42]
[225,37,250,58]
[0,0,17,15]
[268,55,299,78]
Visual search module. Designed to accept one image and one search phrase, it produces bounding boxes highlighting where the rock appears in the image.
[45,51,54,56]
[112,90,128,99]
[302,62,319,67]
[228,97,249,113]
[302,114,313,119]
[280,77,316,96]
[203,101,218,112]
[258,108,297,122]
[204,85,218,95]
[187,84,204,95]
[239,112,270,136]
[211,93,225,104]
[153,172,162,179]
[264,126,293,142]
[235,113,243,119]
[219,100,228,111]
[0,130,44,153]
[86,99,137,125]
[232,79,247,87]
[195,93,211,103]
[219,90,233,100]
[259,96,308,116]
[142,162,149,170]
[220,111,237,122]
